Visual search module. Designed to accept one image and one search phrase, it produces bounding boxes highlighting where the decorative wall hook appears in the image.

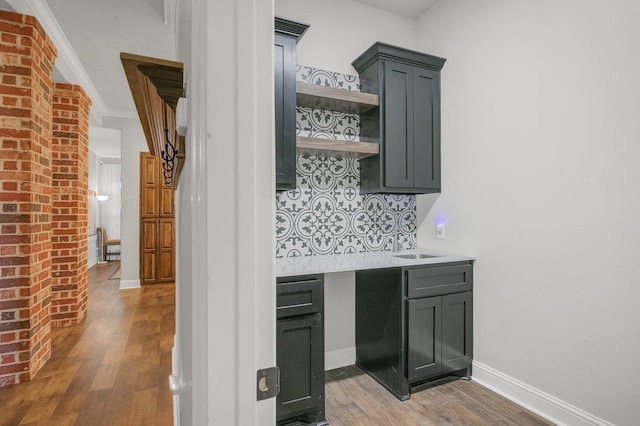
[161,127,179,187]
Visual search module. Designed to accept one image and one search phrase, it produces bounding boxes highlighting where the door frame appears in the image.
[174,0,276,424]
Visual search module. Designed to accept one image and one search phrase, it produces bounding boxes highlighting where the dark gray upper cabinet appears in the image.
[353,42,446,194]
[274,18,308,191]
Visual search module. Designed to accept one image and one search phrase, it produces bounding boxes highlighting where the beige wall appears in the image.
[103,117,148,288]
[416,1,640,424]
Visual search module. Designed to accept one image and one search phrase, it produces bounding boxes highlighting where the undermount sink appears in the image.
[392,253,440,259]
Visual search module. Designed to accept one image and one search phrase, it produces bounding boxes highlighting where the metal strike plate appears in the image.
[256,366,280,401]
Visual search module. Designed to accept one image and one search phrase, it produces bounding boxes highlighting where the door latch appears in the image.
[256,366,280,401]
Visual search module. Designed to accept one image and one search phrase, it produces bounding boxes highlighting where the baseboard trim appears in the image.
[325,347,355,371]
[472,361,613,426]
[119,279,141,290]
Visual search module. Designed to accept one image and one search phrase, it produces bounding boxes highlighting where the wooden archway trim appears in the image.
[121,52,185,188]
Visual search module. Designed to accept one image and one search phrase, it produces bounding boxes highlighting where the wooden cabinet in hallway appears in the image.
[140,153,175,284]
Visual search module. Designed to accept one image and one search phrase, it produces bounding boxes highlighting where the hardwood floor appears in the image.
[325,366,555,425]
[0,262,174,426]
[1,262,553,425]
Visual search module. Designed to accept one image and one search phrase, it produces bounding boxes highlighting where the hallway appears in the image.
[0,263,174,425]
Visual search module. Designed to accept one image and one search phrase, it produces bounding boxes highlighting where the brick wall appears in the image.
[0,10,57,386]
[51,83,90,327]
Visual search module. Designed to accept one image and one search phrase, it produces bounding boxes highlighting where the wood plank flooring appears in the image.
[325,366,556,425]
[1,261,554,425]
[0,262,174,426]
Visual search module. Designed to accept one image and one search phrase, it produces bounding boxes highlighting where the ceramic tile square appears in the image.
[275,66,416,258]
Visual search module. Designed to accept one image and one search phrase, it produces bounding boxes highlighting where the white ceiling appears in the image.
[44,0,175,116]
[352,0,439,18]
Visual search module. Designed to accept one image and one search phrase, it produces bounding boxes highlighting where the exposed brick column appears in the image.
[0,11,56,386]
[50,83,91,327]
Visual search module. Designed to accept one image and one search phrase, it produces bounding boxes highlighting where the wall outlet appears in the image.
[436,222,445,239]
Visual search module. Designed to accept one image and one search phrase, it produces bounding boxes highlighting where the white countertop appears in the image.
[276,248,475,277]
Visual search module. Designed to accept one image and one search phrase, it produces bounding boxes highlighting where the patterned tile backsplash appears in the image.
[296,66,361,142]
[275,66,416,258]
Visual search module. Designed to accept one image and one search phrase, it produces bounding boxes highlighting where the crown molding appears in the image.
[7,0,108,126]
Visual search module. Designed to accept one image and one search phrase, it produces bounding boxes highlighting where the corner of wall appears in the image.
[119,279,141,290]
[472,362,614,426]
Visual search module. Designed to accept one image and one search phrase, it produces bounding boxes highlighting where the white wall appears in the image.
[103,117,148,288]
[87,150,98,235]
[324,272,356,370]
[416,1,640,424]
[87,233,98,268]
[275,0,419,370]
[276,0,417,76]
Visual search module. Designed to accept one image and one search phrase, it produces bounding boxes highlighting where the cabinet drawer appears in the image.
[276,275,323,318]
[406,264,472,299]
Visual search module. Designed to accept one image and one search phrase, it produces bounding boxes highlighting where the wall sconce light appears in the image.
[96,195,109,201]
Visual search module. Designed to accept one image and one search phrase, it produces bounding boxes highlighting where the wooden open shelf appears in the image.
[296,82,378,114]
[296,136,379,159]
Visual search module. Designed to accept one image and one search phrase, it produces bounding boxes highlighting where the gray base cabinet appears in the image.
[441,292,473,371]
[352,42,446,194]
[356,262,473,400]
[276,275,328,426]
[408,292,473,382]
[407,296,442,380]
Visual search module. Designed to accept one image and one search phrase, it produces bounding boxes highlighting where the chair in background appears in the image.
[97,227,121,262]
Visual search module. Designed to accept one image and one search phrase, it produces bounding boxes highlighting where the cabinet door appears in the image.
[141,219,158,284]
[139,153,176,285]
[158,219,175,282]
[407,297,442,381]
[160,185,174,217]
[274,33,297,191]
[141,186,158,218]
[277,313,323,422]
[141,153,159,186]
[412,67,440,190]
[141,154,159,218]
[442,292,473,372]
[383,61,413,189]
